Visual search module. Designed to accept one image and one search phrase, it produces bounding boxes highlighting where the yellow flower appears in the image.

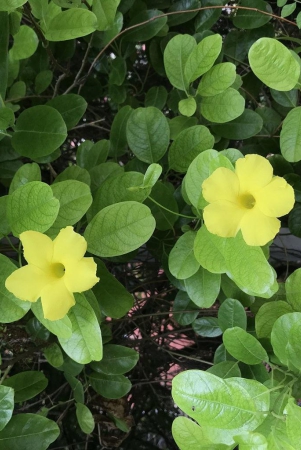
[5,226,99,321]
[202,154,295,246]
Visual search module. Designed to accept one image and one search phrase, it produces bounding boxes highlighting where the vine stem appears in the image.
[147,195,196,220]
[0,365,12,385]
[85,5,297,81]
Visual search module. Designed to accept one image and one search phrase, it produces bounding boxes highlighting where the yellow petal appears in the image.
[240,207,280,246]
[40,278,75,320]
[202,167,240,204]
[20,231,53,271]
[235,155,273,192]
[203,201,245,238]
[64,257,99,293]
[52,226,87,264]
[255,176,295,217]
[5,264,53,302]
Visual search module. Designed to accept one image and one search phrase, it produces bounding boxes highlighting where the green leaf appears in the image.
[58,293,102,364]
[9,163,41,194]
[185,267,221,308]
[223,327,268,364]
[169,116,198,140]
[286,321,301,371]
[249,38,300,91]
[255,301,293,339]
[270,88,298,108]
[109,56,126,86]
[0,0,27,10]
[286,268,301,310]
[89,372,131,399]
[286,398,301,448]
[184,34,222,83]
[90,344,139,375]
[48,180,92,237]
[0,386,13,431]
[85,201,155,257]
[0,107,14,129]
[44,343,64,368]
[2,371,48,403]
[12,105,67,159]
[281,3,296,17]
[0,414,59,450]
[167,0,200,26]
[218,298,247,332]
[233,0,272,29]
[8,81,26,102]
[143,163,162,188]
[197,62,237,97]
[234,432,268,449]
[169,231,200,280]
[297,11,301,29]
[10,26,38,60]
[172,291,199,326]
[178,97,196,117]
[35,70,53,94]
[109,105,132,157]
[145,182,178,230]
[90,162,123,193]
[172,370,269,430]
[93,260,133,318]
[64,373,84,403]
[192,317,222,337]
[200,88,245,123]
[7,181,60,236]
[271,312,301,365]
[123,9,167,42]
[195,0,223,32]
[194,225,227,274]
[53,165,91,187]
[45,9,98,41]
[207,361,241,379]
[75,403,95,434]
[77,140,109,170]
[126,107,170,163]
[31,299,72,339]
[145,86,168,110]
[92,0,120,31]
[211,109,263,140]
[164,34,196,91]
[280,107,301,162]
[46,94,87,130]
[0,196,10,238]
[172,417,220,450]
[169,126,214,173]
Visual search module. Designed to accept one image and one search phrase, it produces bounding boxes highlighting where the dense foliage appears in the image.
[1,1,301,449]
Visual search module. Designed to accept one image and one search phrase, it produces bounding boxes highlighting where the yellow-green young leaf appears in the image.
[223,327,269,364]
[89,372,131,399]
[85,201,155,257]
[164,34,196,91]
[249,38,300,91]
[286,321,301,371]
[184,34,222,83]
[143,163,162,188]
[12,106,67,159]
[280,107,301,163]
[0,386,14,431]
[126,107,170,163]
[234,432,268,449]
[45,9,98,41]
[178,97,196,117]
[10,26,38,60]
[7,181,59,236]
[218,298,247,332]
[58,293,102,364]
[286,268,301,310]
[197,62,237,97]
[271,312,301,366]
[286,398,301,448]
[172,417,221,450]
[169,126,214,173]
[201,88,245,123]
[194,225,227,274]
[2,371,48,403]
[90,344,139,375]
[233,0,272,29]
[47,94,87,130]
[0,414,60,449]
[185,267,221,308]
[0,0,27,10]
[31,300,72,339]
[75,403,95,434]
[9,163,41,194]
[169,231,200,280]
[255,301,293,339]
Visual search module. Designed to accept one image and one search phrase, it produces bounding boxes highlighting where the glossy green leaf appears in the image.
[172,417,222,450]
[31,299,72,339]
[0,414,59,450]
[193,225,227,274]
[223,327,268,364]
[211,109,263,140]
[286,398,301,448]
[197,62,236,97]
[169,126,214,173]
[77,140,109,170]
[185,34,222,83]
[0,386,13,431]
[192,317,222,337]
[169,231,200,280]
[207,361,241,379]
[234,432,268,449]
[249,38,300,91]
[126,107,170,163]
[271,312,301,366]
[44,343,64,368]
[178,97,196,117]
[172,291,199,326]
[47,94,87,130]
[280,107,301,162]
[90,344,139,375]
[109,106,132,157]
[201,88,245,123]
[164,34,196,91]
[143,163,162,188]
[9,163,41,194]
[2,371,48,403]
[10,26,38,60]
[255,301,293,339]
[58,293,102,364]
[185,267,221,308]
[145,182,179,230]
[218,298,247,332]
[145,86,168,110]
[123,9,167,42]
[12,106,67,158]
[45,9,98,41]
[75,403,95,434]
[92,0,120,31]
[89,372,131,399]
[0,0,27,10]
[270,88,298,107]
[85,201,155,257]
[233,0,272,29]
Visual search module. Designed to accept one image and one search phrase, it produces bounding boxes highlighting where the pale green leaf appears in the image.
[0,386,14,431]
[280,107,301,162]
[92,0,120,30]
[178,97,196,117]
[45,9,97,41]
[75,403,95,434]
[201,88,245,123]
[169,231,200,280]
[197,62,237,97]
[218,298,247,332]
[286,398,301,448]
[255,301,293,339]
[0,0,27,11]
[223,327,268,364]
[185,267,221,308]
[184,34,222,83]
[271,312,301,366]
[31,300,72,339]
[10,26,38,60]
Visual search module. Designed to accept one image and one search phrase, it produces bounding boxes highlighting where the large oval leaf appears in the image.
[90,344,139,375]
[46,94,87,130]
[200,88,245,123]
[89,372,131,399]
[280,107,301,162]
[211,109,263,140]
[223,327,268,365]
[169,231,200,280]
[85,201,156,257]
[0,386,14,432]
[197,62,236,97]
[2,371,48,403]
[45,9,97,41]
[164,34,196,91]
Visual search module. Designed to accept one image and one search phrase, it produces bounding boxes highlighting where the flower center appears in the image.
[51,263,65,278]
[240,193,256,209]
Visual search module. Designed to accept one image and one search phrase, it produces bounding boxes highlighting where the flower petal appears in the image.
[64,257,99,293]
[203,201,245,238]
[202,167,240,204]
[5,264,53,302]
[20,231,53,270]
[40,279,75,320]
[52,226,87,264]
[235,155,273,192]
[240,208,280,246]
[255,176,295,217]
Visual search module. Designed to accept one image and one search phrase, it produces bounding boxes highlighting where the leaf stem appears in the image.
[147,196,196,220]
